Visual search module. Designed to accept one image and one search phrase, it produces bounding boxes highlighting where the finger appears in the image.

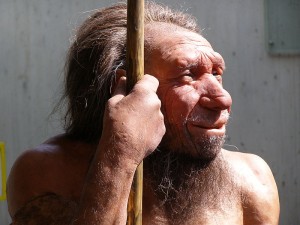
[109,76,127,104]
[133,74,159,93]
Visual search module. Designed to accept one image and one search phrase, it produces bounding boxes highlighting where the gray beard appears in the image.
[144,138,236,223]
[161,131,226,160]
[189,134,226,159]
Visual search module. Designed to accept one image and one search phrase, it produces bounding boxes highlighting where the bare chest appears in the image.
[142,187,243,225]
[143,203,244,225]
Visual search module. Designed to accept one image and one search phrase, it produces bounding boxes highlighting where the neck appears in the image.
[144,149,236,223]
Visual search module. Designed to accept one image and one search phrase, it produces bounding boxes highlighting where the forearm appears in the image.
[73,143,137,225]
[72,75,164,224]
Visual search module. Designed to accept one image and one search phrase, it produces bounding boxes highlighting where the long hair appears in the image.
[63,2,199,143]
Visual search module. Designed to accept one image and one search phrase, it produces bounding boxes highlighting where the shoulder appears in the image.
[7,139,62,216]
[223,150,278,194]
[6,135,84,217]
[223,149,275,183]
[222,149,280,224]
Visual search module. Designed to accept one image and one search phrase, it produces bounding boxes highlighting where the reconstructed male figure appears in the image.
[7,2,280,225]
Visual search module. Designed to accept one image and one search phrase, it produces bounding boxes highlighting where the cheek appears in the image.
[160,85,200,124]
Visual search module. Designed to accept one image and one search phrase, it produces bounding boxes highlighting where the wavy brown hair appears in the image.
[63,1,199,143]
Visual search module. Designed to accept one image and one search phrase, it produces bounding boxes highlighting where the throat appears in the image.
[144,150,236,223]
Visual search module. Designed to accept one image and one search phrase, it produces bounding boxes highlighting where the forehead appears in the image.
[145,25,225,71]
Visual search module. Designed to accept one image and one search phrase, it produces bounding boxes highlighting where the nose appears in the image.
[198,74,232,111]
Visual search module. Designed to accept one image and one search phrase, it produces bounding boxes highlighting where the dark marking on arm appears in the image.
[11,193,78,225]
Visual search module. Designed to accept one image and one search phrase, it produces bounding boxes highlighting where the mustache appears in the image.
[186,110,230,124]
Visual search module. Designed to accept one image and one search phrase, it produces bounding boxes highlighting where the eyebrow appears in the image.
[217,62,226,71]
[183,58,226,72]
[212,52,226,71]
[177,61,198,70]
[172,46,226,72]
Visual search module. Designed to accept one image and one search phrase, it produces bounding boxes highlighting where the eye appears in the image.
[212,66,224,77]
[211,68,223,84]
[212,69,219,76]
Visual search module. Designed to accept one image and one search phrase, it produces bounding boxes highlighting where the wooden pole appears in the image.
[126,0,144,225]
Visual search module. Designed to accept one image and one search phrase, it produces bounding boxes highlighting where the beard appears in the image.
[188,134,225,160]
[160,124,227,160]
[144,137,237,224]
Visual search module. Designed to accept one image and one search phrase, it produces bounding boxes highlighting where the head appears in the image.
[64,3,235,218]
[143,25,234,220]
[145,25,232,160]
[63,1,199,143]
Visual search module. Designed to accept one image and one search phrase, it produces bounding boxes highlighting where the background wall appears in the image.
[0,0,299,224]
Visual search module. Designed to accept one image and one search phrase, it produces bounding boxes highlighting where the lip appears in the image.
[190,122,224,129]
[186,111,229,128]
[187,122,226,136]
[188,119,227,129]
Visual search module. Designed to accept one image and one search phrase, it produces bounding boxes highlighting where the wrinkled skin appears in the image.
[146,27,231,158]
[101,75,166,166]
[7,25,280,225]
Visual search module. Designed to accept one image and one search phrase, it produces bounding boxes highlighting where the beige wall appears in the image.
[0,0,299,224]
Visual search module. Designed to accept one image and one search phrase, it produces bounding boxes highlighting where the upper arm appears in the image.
[10,193,77,225]
[241,153,280,225]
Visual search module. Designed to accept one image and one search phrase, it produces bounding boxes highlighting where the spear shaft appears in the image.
[126,0,144,224]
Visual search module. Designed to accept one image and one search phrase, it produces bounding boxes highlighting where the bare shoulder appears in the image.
[222,149,280,225]
[7,136,64,216]
[7,135,93,218]
[222,149,275,183]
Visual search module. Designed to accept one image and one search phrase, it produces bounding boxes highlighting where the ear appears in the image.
[111,69,126,94]
[116,68,126,78]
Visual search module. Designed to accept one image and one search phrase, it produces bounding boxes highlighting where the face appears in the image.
[145,26,232,159]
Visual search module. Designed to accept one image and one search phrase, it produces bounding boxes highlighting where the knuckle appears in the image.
[106,98,115,107]
[139,87,152,96]
[136,75,159,90]
[148,97,161,110]
[156,98,162,108]
[144,74,159,84]
[134,88,158,103]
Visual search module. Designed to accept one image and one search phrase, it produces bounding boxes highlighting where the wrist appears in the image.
[96,139,139,175]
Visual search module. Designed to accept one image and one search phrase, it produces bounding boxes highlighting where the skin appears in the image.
[7,25,280,225]
[146,26,231,158]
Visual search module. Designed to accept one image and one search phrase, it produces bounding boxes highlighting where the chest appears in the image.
[143,201,243,225]
[142,185,243,225]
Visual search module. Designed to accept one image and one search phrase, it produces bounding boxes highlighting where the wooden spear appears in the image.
[126,0,144,225]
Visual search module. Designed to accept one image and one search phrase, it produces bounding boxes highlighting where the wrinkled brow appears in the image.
[210,51,226,70]
[181,49,226,72]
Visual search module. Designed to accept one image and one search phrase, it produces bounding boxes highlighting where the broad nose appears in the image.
[198,74,232,111]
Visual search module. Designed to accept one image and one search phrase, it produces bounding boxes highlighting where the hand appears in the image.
[100,75,166,168]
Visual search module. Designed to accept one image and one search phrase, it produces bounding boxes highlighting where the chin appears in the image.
[184,134,225,160]
[159,127,225,161]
